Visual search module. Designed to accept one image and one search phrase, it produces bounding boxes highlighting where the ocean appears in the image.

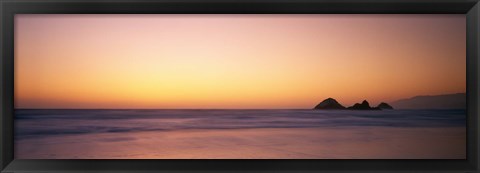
[14,109,466,159]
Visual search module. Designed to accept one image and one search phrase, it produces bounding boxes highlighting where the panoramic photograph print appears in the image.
[14,14,466,159]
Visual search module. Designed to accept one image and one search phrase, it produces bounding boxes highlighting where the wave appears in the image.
[14,109,466,139]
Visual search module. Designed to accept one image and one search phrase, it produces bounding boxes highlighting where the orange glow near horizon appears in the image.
[15,14,466,109]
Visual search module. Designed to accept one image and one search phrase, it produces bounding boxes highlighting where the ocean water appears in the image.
[15,109,466,140]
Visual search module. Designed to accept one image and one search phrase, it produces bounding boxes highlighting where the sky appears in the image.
[14,14,466,109]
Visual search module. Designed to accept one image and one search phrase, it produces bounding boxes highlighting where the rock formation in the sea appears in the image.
[313,98,346,109]
[376,102,394,110]
[314,98,393,110]
[347,100,380,110]
[391,93,466,109]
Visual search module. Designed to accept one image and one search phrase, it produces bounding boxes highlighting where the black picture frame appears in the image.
[1,0,479,172]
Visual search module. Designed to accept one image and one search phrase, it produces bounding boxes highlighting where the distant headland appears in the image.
[314,98,393,110]
[391,93,466,109]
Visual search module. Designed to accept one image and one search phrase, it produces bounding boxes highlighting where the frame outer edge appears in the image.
[476,2,480,171]
[1,1,14,172]
[1,0,479,172]
[474,2,479,172]
[0,0,5,171]
[467,1,480,172]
